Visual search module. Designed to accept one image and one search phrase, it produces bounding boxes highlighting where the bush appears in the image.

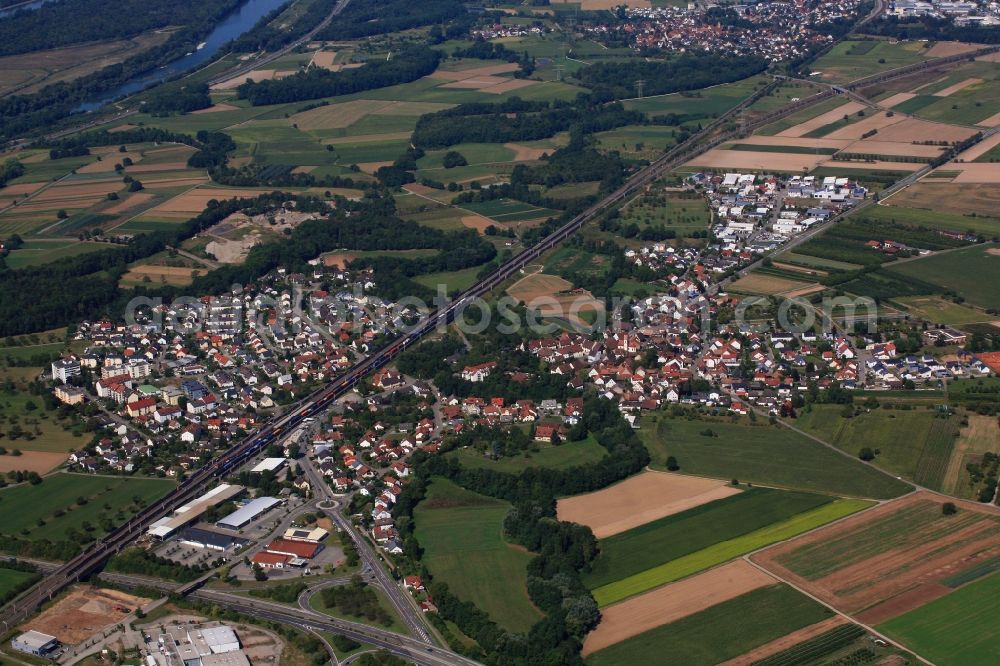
[942,502,957,515]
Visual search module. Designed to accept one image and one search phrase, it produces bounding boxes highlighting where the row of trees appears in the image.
[314,0,465,39]
[392,396,650,664]
[236,46,441,105]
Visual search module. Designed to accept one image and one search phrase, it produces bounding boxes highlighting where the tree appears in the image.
[56,209,68,219]
[665,455,679,471]
[858,447,876,461]
[442,150,468,168]
[252,563,267,581]
[128,179,144,192]
[942,502,957,515]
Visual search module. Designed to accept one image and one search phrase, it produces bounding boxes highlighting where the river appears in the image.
[70,0,290,112]
[0,0,57,19]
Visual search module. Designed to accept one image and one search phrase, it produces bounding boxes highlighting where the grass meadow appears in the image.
[413,477,542,633]
[451,436,607,473]
[642,417,911,499]
[892,244,1000,310]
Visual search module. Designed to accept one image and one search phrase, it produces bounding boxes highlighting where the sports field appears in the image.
[892,244,1000,310]
[586,584,833,666]
[592,498,870,606]
[796,406,960,490]
[582,488,834,590]
[0,473,174,548]
[413,477,542,633]
[642,417,912,499]
[879,571,1000,665]
[451,436,607,473]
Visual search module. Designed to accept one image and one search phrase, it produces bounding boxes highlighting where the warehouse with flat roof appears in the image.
[147,484,245,539]
[11,631,59,656]
[216,497,281,530]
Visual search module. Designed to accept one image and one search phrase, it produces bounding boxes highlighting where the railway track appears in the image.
[1,32,994,643]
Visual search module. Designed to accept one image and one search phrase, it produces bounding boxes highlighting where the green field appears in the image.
[582,488,832,590]
[592,498,870,606]
[780,251,862,271]
[595,125,679,158]
[0,473,174,546]
[414,477,542,633]
[452,436,607,473]
[813,40,928,84]
[866,202,1000,238]
[2,240,110,269]
[413,264,484,293]
[0,566,37,600]
[0,387,88,453]
[756,95,848,136]
[892,244,1000,310]
[617,192,710,236]
[462,198,557,222]
[587,584,833,666]
[308,585,407,634]
[417,143,517,169]
[623,75,769,121]
[796,406,959,490]
[642,417,912,499]
[895,295,992,326]
[726,143,839,155]
[879,571,1000,665]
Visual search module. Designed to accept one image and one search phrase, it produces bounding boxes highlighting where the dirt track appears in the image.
[557,470,741,538]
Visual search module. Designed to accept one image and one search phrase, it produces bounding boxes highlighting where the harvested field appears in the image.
[460,215,494,232]
[583,560,776,656]
[291,99,396,130]
[481,78,539,94]
[120,265,204,286]
[103,192,155,215]
[211,68,277,90]
[933,77,982,97]
[687,149,826,172]
[141,176,210,188]
[190,103,239,114]
[0,451,66,474]
[977,110,1000,128]
[356,160,394,174]
[76,151,143,174]
[325,132,412,145]
[776,102,865,138]
[949,163,1000,183]
[429,63,521,81]
[31,181,123,203]
[840,139,944,158]
[0,182,44,197]
[729,273,811,295]
[882,92,917,107]
[752,492,1000,623]
[772,261,828,276]
[506,272,603,326]
[150,188,273,214]
[504,143,551,161]
[887,181,1000,217]
[874,118,976,143]
[717,616,850,666]
[309,50,337,68]
[557,470,741,538]
[781,283,827,298]
[926,41,985,58]
[942,414,1000,498]
[822,111,903,140]
[23,586,151,644]
[440,76,511,89]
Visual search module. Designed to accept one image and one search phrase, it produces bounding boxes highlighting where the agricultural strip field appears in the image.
[413,477,542,633]
[942,414,1000,499]
[557,470,742,539]
[586,584,834,666]
[642,417,912,499]
[878,570,1000,665]
[450,436,607,473]
[0,473,174,548]
[591,498,870,606]
[892,244,1000,310]
[728,273,814,296]
[581,487,834,590]
[795,406,960,490]
[582,560,777,656]
[753,492,1000,625]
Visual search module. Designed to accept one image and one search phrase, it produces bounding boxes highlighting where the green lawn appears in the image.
[866,203,1000,238]
[582,488,831,590]
[3,241,111,269]
[412,264,484,294]
[462,198,557,222]
[587,584,834,666]
[592,498,871,606]
[813,40,928,84]
[879,571,1000,665]
[0,473,174,546]
[0,566,37,600]
[641,417,912,499]
[417,144,517,169]
[796,406,960,490]
[452,436,607,473]
[414,477,542,633]
[892,244,1000,310]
